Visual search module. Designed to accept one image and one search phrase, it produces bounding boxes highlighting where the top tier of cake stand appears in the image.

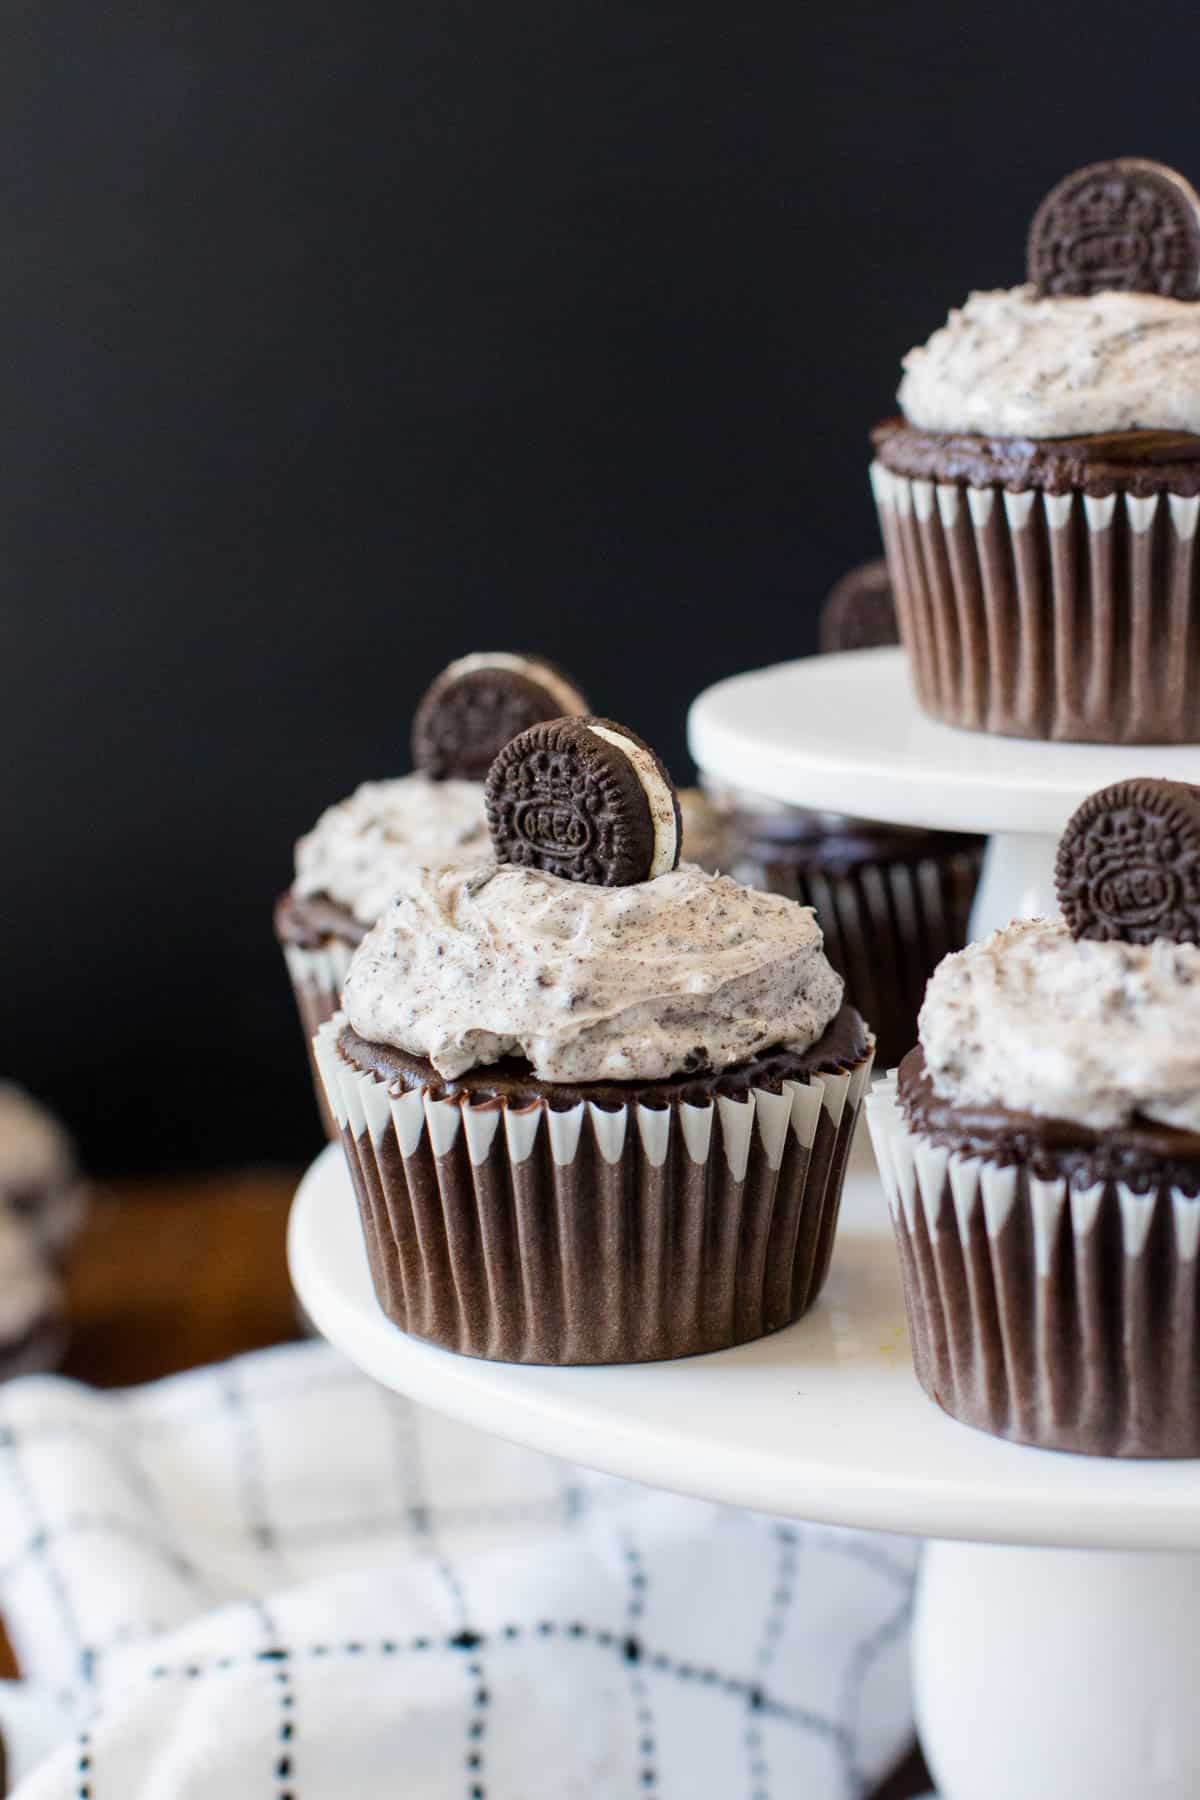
[686,646,1200,833]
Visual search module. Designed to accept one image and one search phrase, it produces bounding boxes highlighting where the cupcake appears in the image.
[871,158,1200,742]
[674,785,731,872]
[867,777,1200,1456]
[275,653,589,1131]
[0,1081,87,1262]
[709,561,982,1068]
[315,715,874,1364]
[0,1084,81,1375]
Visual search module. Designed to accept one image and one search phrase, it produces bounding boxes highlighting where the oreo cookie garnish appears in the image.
[1028,159,1200,300]
[818,559,898,655]
[1056,778,1200,944]
[412,653,589,781]
[485,716,681,886]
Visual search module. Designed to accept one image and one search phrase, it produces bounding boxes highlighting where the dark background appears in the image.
[5,0,1194,1171]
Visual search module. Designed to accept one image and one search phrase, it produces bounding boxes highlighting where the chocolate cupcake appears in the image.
[675,785,731,872]
[872,159,1200,742]
[0,1081,86,1263]
[706,562,982,1069]
[276,653,589,1132]
[316,717,874,1364]
[0,1084,80,1375]
[719,802,980,1071]
[867,778,1200,1457]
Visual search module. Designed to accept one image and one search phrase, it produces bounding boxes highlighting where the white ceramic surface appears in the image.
[686,647,1200,833]
[914,1543,1200,1800]
[288,1130,1200,1552]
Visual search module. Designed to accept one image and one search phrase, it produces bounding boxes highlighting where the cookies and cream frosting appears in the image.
[294,776,489,926]
[898,286,1200,439]
[919,916,1200,1132]
[342,861,845,1083]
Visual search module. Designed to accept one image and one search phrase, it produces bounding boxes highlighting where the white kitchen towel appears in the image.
[0,1341,917,1799]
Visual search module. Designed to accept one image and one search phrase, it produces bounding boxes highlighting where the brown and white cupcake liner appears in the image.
[871,462,1200,743]
[315,1015,875,1365]
[283,940,357,1138]
[728,836,980,1071]
[867,1075,1200,1457]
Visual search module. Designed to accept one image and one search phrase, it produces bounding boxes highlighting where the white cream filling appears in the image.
[441,652,587,719]
[587,724,679,876]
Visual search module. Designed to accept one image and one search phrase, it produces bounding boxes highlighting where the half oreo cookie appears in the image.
[818,558,898,654]
[1056,776,1200,944]
[485,716,681,886]
[412,653,589,780]
[1028,158,1200,300]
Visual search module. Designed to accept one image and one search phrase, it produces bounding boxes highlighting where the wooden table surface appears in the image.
[1,1171,930,1798]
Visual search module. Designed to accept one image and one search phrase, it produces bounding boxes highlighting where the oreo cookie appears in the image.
[412,653,589,781]
[1028,159,1200,300]
[1056,778,1200,944]
[485,716,681,886]
[818,559,898,655]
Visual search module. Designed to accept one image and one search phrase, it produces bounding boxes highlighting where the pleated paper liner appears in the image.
[282,939,357,1138]
[315,1016,875,1365]
[871,461,1200,743]
[728,832,980,1071]
[867,1075,1200,1457]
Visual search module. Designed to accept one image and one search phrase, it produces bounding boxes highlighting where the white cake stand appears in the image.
[291,1135,1200,1800]
[687,645,1200,937]
[290,655,1200,1798]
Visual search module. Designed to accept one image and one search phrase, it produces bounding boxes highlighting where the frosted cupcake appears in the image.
[709,562,982,1067]
[275,653,589,1129]
[871,159,1200,742]
[0,1081,86,1262]
[868,777,1200,1456]
[316,716,874,1364]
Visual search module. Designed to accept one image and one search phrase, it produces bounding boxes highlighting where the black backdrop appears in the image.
[5,0,1195,1171]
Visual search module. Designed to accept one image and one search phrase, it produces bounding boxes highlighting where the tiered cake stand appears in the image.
[289,648,1200,1800]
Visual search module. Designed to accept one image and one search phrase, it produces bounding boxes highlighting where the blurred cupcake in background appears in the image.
[675,784,731,872]
[0,1083,85,1375]
[316,716,873,1364]
[275,653,589,1132]
[869,778,1200,1457]
[872,158,1200,743]
[706,561,982,1068]
[0,1081,87,1264]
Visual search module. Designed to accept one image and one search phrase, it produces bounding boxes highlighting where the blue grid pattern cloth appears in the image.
[0,1342,918,1798]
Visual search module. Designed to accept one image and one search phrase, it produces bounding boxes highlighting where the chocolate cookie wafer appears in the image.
[486,716,681,885]
[1056,777,1200,945]
[412,653,589,781]
[1029,158,1200,301]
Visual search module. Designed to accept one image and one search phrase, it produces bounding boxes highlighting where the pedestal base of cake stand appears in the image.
[687,646,1200,939]
[914,1541,1200,1800]
[290,1133,1200,1800]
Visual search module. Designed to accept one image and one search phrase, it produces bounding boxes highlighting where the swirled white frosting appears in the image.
[343,861,845,1082]
[898,286,1200,438]
[920,916,1200,1131]
[294,776,489,926]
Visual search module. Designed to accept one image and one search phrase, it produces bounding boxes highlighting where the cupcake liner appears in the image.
[871,462,1200,743]
[729,835,980,1071]
[867,1075,1200,1456]
[283,940,357,1138]
[315,1016,875,1365]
